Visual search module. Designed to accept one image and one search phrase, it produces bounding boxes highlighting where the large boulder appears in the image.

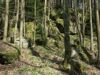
[0,41,20,64]
[15,38,28,48]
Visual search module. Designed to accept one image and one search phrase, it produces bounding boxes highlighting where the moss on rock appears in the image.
[0,41,20,64]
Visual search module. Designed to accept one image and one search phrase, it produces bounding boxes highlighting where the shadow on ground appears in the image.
[29,47,88,75]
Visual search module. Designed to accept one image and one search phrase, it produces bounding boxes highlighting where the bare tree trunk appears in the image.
[23,11,25,37]
[63,0,71,68]
[43,0,48,45]
[89,0,94,51]
[14,0,19,43]
[3,0,9,42]
[33,0,37,47]
[95,0,100,64]
[82,0,85,46]
[47,0,51,21]
[75,0,83,47]
[20,0,25,48]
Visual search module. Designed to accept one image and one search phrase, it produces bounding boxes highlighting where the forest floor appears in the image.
[0,45,100,75]
[0,46,67,75]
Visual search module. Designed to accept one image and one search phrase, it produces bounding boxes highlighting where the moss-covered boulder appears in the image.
[25,22,34,39]
[0,41,20,64]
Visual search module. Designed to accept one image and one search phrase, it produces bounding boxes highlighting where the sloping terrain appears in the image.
[0,45,100,75]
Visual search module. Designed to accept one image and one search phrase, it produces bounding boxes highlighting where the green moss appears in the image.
[63,62,71,70]
[84,37,90,47]
[25,22,34,39]
[0,42,20,64]
[51,10,57,17]
[0,51,19,64]
[56,18,63,25]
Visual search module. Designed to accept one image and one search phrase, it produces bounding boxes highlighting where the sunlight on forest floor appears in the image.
[0,46,100,75]
[0,46,66,75]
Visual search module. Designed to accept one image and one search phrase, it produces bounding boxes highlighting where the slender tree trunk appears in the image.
[33,0,37,47]
[20,0,25,48]
[47,0,51,21]
[3,0,9,42]
[89,0,94,51]
[14,0,19,43]
[75,0,83,47]
[23,11,25,37]
[63,0,71,67]
[82,0,85,46]
[43,0,48,45]
[95,0,100,64]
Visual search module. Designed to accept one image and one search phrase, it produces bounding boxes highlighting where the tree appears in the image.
[82,0,85,46]
[3,0,9,42]
[95,0,100,64]
[33,0,37,47]
[63,0,71,68]
[14,0,19,43]
[43,0,48,45]
[20,0,25,48]
[89,0,94,51]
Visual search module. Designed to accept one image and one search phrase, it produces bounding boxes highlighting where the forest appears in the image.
[0,0,100,75]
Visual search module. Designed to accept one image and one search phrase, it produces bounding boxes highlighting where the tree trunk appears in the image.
[14,0,19,43]
[20,0,25,48]
[63,0,71,67]
[33,0,37,47]
[89,0,94,51]
[95,0,100,64]
[3,0,9,42]
[43,0,48,45]
[82,0,85,46]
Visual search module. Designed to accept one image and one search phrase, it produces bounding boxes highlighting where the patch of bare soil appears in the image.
[0,42,16,52]
[0,61,21,71]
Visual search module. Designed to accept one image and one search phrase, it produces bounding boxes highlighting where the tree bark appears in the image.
[20,0,25,48]
[63,0,71,66]
[89,0,94,51]
[43,0,48,45]
[3,0,9,42]
[14,0,19,43]
[95,0,100,64]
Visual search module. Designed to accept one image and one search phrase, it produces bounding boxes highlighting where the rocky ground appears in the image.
[0,45,100,75]
[0,46,66,75]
